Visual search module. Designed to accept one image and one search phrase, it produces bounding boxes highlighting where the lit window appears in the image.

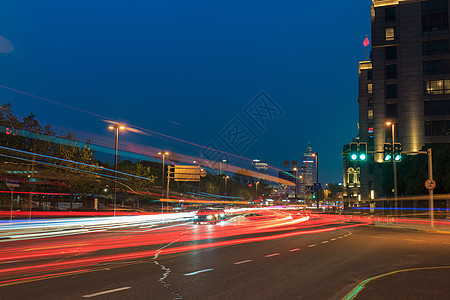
[424,80,450,95]
[368,109,374,120]
[368,83,373,93]
[385,28,395,41]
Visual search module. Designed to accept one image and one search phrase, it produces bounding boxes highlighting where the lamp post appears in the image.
[256,181,260,198]
[108,124,125,217]
[293,167,298,202]
[224,175,229,196]
[158,151,169,213]
[386,121,398,216]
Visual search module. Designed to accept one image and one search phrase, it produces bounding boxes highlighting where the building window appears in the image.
[386,103,398,118]
[386,64,397,79]
[368,109,374,120]
[424,100,450,115]
[385,27,395,41]
[385,7,397,22]
[423,59,450,75]
[423,39,449,55]
[368,83,373,93]
[424,80,450,94]
[422,0,449,35]
[425,120,450,135]
[386,84,398,98]
[386,46,397,60]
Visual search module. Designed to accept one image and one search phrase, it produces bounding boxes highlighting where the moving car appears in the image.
[193,208,226,224]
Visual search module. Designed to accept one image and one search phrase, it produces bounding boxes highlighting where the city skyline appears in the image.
[0,1,372,183]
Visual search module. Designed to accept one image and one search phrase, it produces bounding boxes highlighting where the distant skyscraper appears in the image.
[301,142,317,190]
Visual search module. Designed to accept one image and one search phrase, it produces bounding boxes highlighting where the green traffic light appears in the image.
[394,154,401,161]
[351,154,357,160]
[384,154,391,161]
[359,154,366,160]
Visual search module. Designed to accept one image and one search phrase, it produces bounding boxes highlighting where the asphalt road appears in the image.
[1,213,449,299]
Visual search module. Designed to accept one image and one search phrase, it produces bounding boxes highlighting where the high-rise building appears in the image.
[355,0,450,201]
[301,142,317,192]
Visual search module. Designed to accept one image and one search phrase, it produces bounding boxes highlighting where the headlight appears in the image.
[194,216,198,219]
[207,215,213,219]
[220,213,225,217]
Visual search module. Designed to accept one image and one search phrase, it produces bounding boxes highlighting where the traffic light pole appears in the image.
[391,124,398,216]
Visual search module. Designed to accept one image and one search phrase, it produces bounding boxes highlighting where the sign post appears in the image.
[426,148,434,230]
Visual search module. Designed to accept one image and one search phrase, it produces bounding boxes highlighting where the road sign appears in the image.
[425,179,436,190]
[173,165,201,182]
[6,178,20,188]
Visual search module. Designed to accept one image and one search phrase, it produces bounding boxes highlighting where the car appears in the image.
[193,208,226,224]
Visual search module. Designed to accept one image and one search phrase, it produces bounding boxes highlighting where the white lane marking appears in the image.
[321,241,329,244]
[330,238,336,241]
[307,244,317,247]
[289,248,301,252]
[338,236,343,239]
[233,260,253,265]
[82,287,131,298]
[264,253,280,258]
[184,269,213,276]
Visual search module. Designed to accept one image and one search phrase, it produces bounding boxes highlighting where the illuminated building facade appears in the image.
[356,0,450,200]
[300,142,317,193]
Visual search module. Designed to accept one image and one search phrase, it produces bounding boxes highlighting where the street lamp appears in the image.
[255,181,260,198]
[386,121,398,215]
[224,175,229,196]
[158,151,169,213]
[108,124,125,217]
[293,167,298,201]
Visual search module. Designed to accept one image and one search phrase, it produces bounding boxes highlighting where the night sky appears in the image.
[0,0,371,184]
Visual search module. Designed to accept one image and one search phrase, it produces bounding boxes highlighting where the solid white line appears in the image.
[289,248,300,252]
[184,269,213,276]
[321,241,329,244]
[265,253,280,258]
[82,287,131,298]
[307,244,317,247]
[233,260,253,265]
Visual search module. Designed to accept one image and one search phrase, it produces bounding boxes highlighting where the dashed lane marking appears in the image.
[233,260,253,265]
[82,287,131,298]
[264,253,280,258]
[307,244,317,248]
[321,241,329,244]
[330,238,336,241]
[184,269,213,276]
[289,248,301,252]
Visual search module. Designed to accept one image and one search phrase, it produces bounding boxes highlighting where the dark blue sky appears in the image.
[0,0,371,183]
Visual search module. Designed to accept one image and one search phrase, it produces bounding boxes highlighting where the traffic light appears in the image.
[383,143,392,162]
[393,143,402,162]
[350,143,358,161]
[358,142,367,161]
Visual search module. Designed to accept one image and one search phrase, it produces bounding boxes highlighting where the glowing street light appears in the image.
[223,175,229,196]
[108,124,126,217]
